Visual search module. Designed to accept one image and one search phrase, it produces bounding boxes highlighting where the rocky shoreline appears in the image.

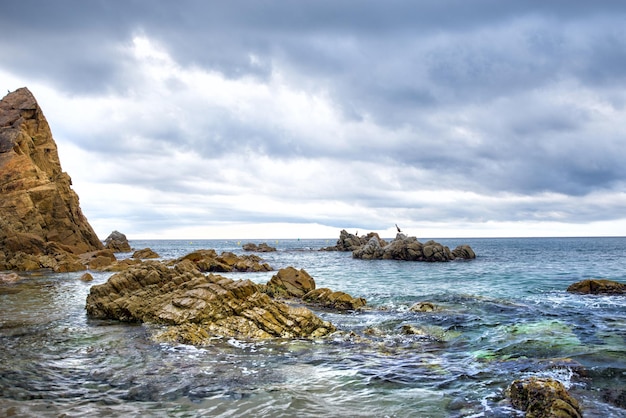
[3,87,621,416]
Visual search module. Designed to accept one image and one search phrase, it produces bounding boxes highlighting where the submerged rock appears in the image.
[506,377,582,418]
[85,262,334,341]
[242,242,276,252]
[104,230,132,252]
[567,278,626,295]
[0,88,103,271]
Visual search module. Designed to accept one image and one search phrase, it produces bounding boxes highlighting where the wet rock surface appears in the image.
[506,377,582,418]
[567,278,626,295]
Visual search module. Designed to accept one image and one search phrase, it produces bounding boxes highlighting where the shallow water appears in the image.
[1,237,626,417]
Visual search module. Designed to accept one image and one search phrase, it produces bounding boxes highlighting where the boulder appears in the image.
[242,242,277,252]
[0,88,103,271]
[567,278,626,295]
[85,261,334,341]
[0,272,21,283]
[79,249,117,270]
[506,377,582,418]
[79,272,94,282]
[303,288,366,311]
[104,230,132,252]
[321,229,387,252]
[132,248,160,259]
[265,266,316,298]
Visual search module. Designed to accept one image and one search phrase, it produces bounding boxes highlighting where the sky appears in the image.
[2,1,626,240]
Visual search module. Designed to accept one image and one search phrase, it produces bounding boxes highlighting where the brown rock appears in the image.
[242,242,277,252]
[409,302,438,312]
[132,248,160,259]
[321,229,387,252]
[507,377,582,418]
[266,266,316,298]
[303,288,366,311]
[80,272,94,282]
[85,262,334,341]
[176,249,272,273]
[79,249,117,270]
[0,272,20,283]
[104,230,132,252]
[0,88,103,270]
[567,278,626,295]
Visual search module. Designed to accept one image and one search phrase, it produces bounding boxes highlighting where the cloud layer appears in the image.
[2,1,626,238]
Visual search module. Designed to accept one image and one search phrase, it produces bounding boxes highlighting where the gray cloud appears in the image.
[2,1,626,237]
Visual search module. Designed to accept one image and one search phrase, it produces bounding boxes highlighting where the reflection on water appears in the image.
[1,238,626,417]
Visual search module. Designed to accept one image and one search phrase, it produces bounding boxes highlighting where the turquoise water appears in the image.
[1,237,625,417]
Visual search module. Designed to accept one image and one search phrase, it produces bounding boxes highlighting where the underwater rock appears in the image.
[104,230,132,252]
[242,242,276,252]
[85,261,334,341]
[506,377,582,418]
[175,249,272,273]
[567,278,626,295]
[132,248,160,259]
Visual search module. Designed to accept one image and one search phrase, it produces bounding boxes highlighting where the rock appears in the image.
[242,242,276,252]
[85,262,335,341]
[0,88,103,271]
[265,267,316,298]
[79,249,117,270]
[80,272,94,282]
[400,324,428,336]
[321,229,387,252]
[409,302,438,312]
[104,230,132,252]
[302,288,366,311]
[132,248,160,259]
[353,233,475,262]
[0,272,20,283]
[506,377,582,418]
[175,249,272,273]
[567,278,626,295]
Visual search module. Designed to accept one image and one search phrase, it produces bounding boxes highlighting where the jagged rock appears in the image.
[506,377,582,418]
[85,262,334,341]
[175,249,272,273]
[0,88,103,271]
[567,278,626,295]
[265,267,316,298]
[409,302,438,312]
[132,248,160,259]
[242,242,276,252]
[303,288,366,311]
[321,229,387,251]
[104,230,132,252]
[353,233,475,262]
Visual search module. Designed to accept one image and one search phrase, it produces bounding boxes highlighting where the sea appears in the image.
[1,237,625,417]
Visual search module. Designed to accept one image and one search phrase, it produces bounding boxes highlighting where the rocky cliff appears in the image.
[0,88,103,270]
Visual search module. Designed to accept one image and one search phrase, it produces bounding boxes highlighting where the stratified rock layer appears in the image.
[0,88,103,270]
[85,261,334,341]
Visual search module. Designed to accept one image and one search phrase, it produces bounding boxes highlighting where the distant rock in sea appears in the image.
[567,278,626,295]
[323,229,476,262]
[104,230,132,252]
[0,88,104,271]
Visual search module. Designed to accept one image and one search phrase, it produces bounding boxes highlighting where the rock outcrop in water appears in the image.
[174,249,272,272]
[567,278,626,295]
[506,377,582,418]
[104,230,132,252]
[0,88,103,271]
[85,261,335,342]
[322,230,475,262]
[242,242,276,252]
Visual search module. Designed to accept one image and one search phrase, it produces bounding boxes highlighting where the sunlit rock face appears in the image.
[0,88,103,271]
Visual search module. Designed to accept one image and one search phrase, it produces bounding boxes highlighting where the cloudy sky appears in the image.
[2,1,626,239]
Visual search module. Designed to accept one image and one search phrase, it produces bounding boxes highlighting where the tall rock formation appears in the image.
[0,87,103,270]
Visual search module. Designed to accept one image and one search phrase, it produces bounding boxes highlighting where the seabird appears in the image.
[395,224,402,233]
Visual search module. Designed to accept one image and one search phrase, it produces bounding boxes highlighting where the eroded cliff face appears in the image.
[0,88,103,269]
